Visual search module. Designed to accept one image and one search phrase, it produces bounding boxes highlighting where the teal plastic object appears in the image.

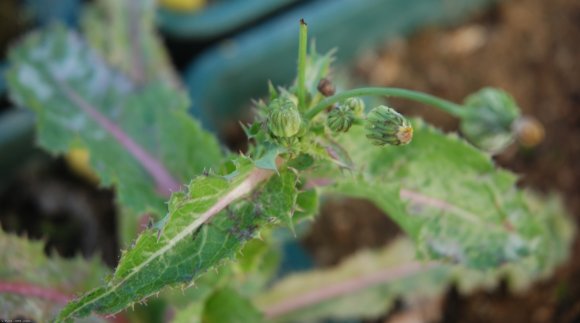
[183,0,494,131]
[157,0,299,39]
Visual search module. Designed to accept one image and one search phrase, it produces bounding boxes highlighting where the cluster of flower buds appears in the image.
[365,105,413,146]
[325,96,413,146]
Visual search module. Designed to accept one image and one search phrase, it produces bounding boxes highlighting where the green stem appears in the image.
[297,19,308,111]
[305,87,466,120]
[352,118,364,126]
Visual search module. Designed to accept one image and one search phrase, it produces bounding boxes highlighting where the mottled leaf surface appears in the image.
[258,194,572,323]
[82,0,178,86]
[55,159,299,321]
[325,120,573,270]
[6,25,222,215]
[0,232,109,322]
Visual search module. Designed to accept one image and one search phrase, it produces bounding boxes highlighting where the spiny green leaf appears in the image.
[0,231,109,322]
[325,120,573,270]
[304,46,335,98]
[293,188,319,222]
[5,25,222,216]
[169,231,281,322]
[55,158,299,320]
[254,146,285,171]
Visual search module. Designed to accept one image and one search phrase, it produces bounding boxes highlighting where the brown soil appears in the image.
[305,0,580,321]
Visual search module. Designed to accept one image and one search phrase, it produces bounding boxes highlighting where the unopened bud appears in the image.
[267,97,302,138]
[317,78,335,97]
[460,87,520,153]
[365,105,413,146]
[344,97,365,116]
[327,105,354,132]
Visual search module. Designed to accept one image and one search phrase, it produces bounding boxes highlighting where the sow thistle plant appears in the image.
[2,2,573,322]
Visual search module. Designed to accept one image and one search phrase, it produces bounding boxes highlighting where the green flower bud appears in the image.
[267,97,302,138]
[459,87,520,153]
[365,105,413,146]
[327,105,355,132]
[344,97,365,116]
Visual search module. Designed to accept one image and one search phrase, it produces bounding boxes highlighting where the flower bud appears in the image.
[317,78,335,97]
[344,97,365,116]
[513,116,544,148]
[327,105,354,132]
[460,87,520,153]
[267,97,302,138]
[365,105,413,146]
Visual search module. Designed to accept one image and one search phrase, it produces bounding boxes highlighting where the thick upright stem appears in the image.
[297,19,308,111]
[305,87,466,120]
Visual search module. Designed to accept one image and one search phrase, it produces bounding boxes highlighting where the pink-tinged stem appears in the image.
[303,177,334,190]
[0,281,71,304]
[0,282,128,322]
[54,78,180,196]
[263,261,435,318]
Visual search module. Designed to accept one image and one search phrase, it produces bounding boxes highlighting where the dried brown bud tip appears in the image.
[513,116,545,147]
[317,78,336,97]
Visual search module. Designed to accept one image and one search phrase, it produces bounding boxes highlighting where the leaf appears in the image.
[324,120,574,270]
[256,239,446,322]
[172,302,204,323]
[254,146,285,171]
[0,231,109,322]
[55,158,299,320]
[203,288,264,323]
[170,231,282,322]
[82,0,179,86]
[257,195,572,323]
[304,46,335,97]
[293,188,319,223]
[5,25,222,215]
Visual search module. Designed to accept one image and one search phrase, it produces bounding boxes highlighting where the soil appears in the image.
[305,0,580,322]
[0,156,119,268]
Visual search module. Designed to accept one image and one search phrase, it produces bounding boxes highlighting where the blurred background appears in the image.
[0,0,579,322]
